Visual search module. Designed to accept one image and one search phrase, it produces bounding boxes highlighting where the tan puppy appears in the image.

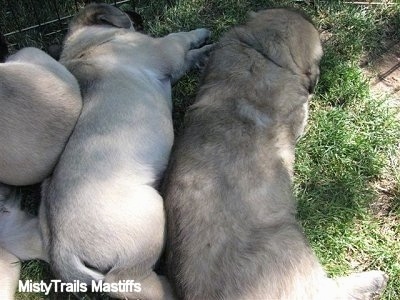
[0,46,82,186]
[39,3,211,299]
[162,9,388,300]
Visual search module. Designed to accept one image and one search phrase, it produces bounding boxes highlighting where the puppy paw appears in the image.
[189,28,211,49]
[187,43,214,70]
[336,270,388,299]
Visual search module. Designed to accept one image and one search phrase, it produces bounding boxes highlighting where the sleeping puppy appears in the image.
[162,9,388,300]
[40,3,211,299]
[0,45,82,186]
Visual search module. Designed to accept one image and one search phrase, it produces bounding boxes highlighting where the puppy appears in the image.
[0,45,82,186]
[40,3,211,299]
[162,9,388,300]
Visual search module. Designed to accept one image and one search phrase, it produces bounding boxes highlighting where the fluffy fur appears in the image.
[162,9,388,300]
[0,47,82,185]
[39,3,211,299]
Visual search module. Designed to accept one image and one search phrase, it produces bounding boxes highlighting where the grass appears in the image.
[2,0,399,299]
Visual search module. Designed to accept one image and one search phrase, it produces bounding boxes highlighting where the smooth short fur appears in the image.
[0,47,82,185]
[162,9,387,300]
[39,3,211,299]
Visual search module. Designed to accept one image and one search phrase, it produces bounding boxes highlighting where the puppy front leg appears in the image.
[160,28,212,83]
[0,246,20,300]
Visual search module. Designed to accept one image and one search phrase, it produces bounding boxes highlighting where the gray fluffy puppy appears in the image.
[163,8,388,300]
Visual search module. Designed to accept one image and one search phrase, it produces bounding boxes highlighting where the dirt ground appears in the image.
[362,41,400,115]
[361,40,400,219]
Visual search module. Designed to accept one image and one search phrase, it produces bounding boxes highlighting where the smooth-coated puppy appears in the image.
[162,9,388,300]
[40,3,211,299]
[0,46,82,186]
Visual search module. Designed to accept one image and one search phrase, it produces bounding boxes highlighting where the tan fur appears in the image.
[37,3,211,299]
[0,47,82,185]
[162,9,387,300]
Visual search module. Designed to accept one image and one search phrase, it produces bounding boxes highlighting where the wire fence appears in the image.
[0,0,135,52]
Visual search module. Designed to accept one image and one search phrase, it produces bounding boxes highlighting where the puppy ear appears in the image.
[68,4,134,34]
[97,12,132,29]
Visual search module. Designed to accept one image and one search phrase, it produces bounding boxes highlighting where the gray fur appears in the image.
[40,3,211,299]
[163,9,387,300]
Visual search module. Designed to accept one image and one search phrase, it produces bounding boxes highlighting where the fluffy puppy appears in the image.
[162,9,388,300]
[40,3,211,299]
[0,45,82,185]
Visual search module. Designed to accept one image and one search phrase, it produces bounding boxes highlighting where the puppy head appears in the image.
[0,32,9,63]
[242,8,323,94]
[68,3,133,35]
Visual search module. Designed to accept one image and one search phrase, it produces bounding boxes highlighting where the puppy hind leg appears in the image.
[0,246,21,300]
[105,270,176,300]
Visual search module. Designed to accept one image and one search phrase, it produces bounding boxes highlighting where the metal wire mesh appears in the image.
[0,0,134,52]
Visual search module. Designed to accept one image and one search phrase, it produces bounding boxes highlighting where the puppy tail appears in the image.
[51,251,105,284]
